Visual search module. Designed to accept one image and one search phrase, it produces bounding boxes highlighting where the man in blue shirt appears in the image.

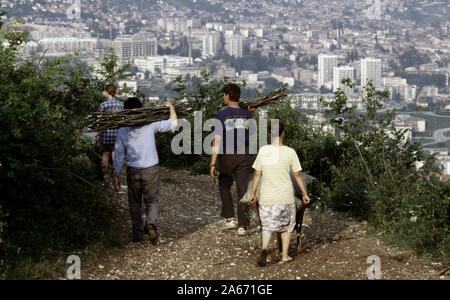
[210,83,255,236]
[113,98,178,243]
[97,84,124,173]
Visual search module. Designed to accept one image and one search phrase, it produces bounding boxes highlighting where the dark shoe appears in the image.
[145,224,159,245]
[257,249,269,267]
[133,237,144,243]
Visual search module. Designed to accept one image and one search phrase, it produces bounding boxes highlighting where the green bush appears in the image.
[0,13,124,275]
[321,79,449,262]
[370,177,449,261]
[265,78,449,263]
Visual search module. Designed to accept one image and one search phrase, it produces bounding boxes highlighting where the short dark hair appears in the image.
[222,83,241,102]
[268,120,285,137]
[106,84,117,97]
[124,97,143,109]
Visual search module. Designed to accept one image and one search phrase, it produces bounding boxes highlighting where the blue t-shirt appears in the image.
[214,107,254,154]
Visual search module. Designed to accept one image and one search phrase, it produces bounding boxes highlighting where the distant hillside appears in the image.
[4,0,448,24]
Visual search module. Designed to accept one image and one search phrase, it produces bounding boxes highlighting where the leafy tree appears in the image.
[0,13,121,277]
[89,49,135,97]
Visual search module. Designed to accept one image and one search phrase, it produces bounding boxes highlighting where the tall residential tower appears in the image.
[318,54,338,89]
[361,58,382,88]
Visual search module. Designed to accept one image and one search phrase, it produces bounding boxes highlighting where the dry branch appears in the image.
[86,84,288,131]
[86,103,189,132]
[239,83,288,110]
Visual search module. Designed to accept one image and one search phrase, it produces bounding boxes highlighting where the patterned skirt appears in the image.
[259,203,296,233]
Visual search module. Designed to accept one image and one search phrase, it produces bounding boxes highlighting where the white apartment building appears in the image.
[202,33,221,57]
[293,93,334,110]
[395,114,426,132]
[398,85,417,103]
[165,56,192,69]
[420,86,439,97]
[166,67,203,78]
[318,54,338,89]
[419,63,439,72]
[225,35,244,58]
[134,57,164,73]
[333,66,355,92]
[134,56,191,74]
[271,73,295,87]
[361,58,382,89]
[293,68,315,86]
[158,19,189,33]
[187,19,202,29]
[254,29,264,38]
[241,71,258,83]
[293,93,364,111]
[27,24,92,41]
[444,160,450,176]
[383,76,416,102]
[113,34,158,63]
[383,77,407,87]
[38,37,98,54]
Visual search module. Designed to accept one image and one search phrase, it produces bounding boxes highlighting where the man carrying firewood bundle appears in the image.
[210,83,256,236]
[113,97,178,244]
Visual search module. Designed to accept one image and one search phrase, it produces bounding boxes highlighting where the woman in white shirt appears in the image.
[250,120,310,266]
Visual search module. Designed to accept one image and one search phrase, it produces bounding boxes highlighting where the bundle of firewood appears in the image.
[239,83,288,111]
[86,84,288,131]
[86,103,189,132]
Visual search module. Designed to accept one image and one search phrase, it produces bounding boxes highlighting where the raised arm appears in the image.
[164,101,178,127]
[153,102,178,133]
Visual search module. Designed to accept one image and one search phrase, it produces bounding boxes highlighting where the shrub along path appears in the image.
[83,168,448,280]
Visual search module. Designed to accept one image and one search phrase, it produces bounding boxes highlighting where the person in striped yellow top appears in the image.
[250,121,310,266]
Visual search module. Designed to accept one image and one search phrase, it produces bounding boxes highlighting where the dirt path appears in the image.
[86,168,448,280]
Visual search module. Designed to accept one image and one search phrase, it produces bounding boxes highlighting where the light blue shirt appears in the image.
[114,119,176,176]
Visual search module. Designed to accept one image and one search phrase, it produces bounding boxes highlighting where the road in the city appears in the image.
[421,128,450,147]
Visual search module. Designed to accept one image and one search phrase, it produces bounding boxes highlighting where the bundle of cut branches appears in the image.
[239,83,288,110]
[86,84,288,131]
[86,103,189,132]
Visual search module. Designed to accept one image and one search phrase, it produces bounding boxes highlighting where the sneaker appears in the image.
[223,219,238,230]
[257,249,269,267]
[144,224,159,245]
[237,227,246,236]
